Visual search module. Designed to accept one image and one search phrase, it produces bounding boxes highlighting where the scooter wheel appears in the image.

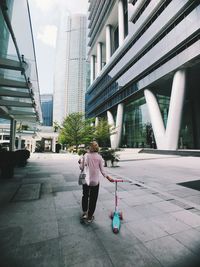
[119,211,123,220]
[110,212,114,219]
[113,227,119,234]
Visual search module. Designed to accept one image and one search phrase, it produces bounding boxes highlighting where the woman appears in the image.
[80,141,113,223]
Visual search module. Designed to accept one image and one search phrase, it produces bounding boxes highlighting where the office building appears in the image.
[41,94,53,126]
[53,13,87,125]
[86,0,200,150]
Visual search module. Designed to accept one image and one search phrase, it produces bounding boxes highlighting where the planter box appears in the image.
[0,151,15,178]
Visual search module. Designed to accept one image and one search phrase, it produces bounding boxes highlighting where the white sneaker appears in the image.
[86,216,94,223]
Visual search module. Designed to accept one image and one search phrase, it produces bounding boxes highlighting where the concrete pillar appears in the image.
[52,137,56,152]
[25,139,28,149]
[107,110,116,149]
[165,69,186,150]
[9,118,16,151]
[144,89,165,149]
[97,42,102,75]
[95,117,99,127]
[106,25,112,63]
[115,103,124,148]
[17,135,22,149]
[107,103,124,149]
[32,139,36,153]
[144,69,186,150]
[118,0,125,46]
[90,55,95,84]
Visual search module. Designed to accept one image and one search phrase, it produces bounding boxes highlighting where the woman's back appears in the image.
[84,152,105,186]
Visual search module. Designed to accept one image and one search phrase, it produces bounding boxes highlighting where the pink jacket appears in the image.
[81,152,106,186]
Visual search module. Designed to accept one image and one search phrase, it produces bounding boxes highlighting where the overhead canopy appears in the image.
[0,0,42,124]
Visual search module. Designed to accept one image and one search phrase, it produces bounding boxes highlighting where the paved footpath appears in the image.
[1,151,200,267]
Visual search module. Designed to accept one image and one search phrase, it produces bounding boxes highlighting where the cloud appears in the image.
[30,0,88,14]
[31,0,56,12]
[37,25,58,47]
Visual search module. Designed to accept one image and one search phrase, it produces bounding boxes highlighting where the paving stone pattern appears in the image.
[0,152,200,267]
[12,183,41,202]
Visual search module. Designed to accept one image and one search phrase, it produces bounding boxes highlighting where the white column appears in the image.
[90,55,95,84]
[52,137,56,153]
[32,139,36,153]
[144,89,165,149]
[115,103,124,148]
[17,135,22,149]
[165,70,186,150]
[107,110,116,149]
[144,69,186,150]
[107,103,124,149]
[118,0,125,46]
[106,25,112,63]
[95,117,99,127]
[9,119,16,151]
[25,139,28,149]
[97,42,102,75]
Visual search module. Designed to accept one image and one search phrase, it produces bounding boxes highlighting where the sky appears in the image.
[28,0,88,95]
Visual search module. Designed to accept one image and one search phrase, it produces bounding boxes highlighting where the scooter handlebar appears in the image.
[112,179,132,183]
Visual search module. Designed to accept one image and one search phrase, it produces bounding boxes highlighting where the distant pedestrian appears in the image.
[55,142,61,153]
[80,141,113,223]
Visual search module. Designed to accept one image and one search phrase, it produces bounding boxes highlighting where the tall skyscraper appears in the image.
[53,13,87,125]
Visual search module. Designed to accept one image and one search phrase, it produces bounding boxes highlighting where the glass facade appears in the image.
[122,98,151,148]
[180,102,194,149]
[0,1,13,58]
[41,94,53,126]
[121,91,196,149]
[0,0,42,123]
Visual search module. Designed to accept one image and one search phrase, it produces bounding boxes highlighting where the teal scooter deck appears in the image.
[112,211,121,233]
[110,179,131,234]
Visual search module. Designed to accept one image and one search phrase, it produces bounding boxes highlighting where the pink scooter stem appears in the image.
[111,178,132,233]
[115,181,118,212]
[113,179,131,212]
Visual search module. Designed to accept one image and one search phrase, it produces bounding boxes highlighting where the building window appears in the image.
[122,97,151,148]
[132,0,152,24]
[124,0,128,37]
[113,26,119,53]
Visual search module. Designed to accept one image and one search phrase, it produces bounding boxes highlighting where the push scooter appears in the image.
[110,179,132,234]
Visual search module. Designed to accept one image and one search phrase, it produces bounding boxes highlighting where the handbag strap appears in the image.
[81,154,87,172]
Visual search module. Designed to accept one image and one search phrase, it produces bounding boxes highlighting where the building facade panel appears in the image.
[86,0,200,150]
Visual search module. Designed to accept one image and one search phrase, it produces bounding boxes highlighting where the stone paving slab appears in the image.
[1,153,200,267]
[60,229,106,266]
[145,235,200,267]
[150,214,191,234]
[171,209,200,228]
[15,238,62,267]
[172,228,200,255]
[20,220,59,246]
[12,183,41,202]
[152,200,184,213]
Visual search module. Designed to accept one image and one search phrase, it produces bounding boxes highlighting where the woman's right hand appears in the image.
[106,175,114,182]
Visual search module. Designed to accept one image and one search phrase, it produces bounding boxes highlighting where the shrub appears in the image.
[99,148,120,167]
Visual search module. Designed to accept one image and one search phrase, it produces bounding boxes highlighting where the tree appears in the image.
[58,113,94,151]
[53,121,60,132]
[94,118,113,147]
[17,122,29,132]
[59,113,115,152]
